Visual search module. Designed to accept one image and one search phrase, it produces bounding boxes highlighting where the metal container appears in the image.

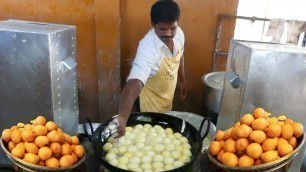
[217,40,306,171]
[0,20,79,166]
[0,20,78,135]
[202,72,225,113]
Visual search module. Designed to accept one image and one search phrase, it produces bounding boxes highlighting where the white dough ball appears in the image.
[174,161,184,168]
[109,159,118,166]
[172,139,181,146]
[126,127,133,132]
[156,128,165,134]
[125,133,136,140]
[135,151,144,157]
[153,125,163,130]
[117,164,128,170]
[164,157,175,165]
[174,132,183,139]
[147,132,157,137]
[152,161,163,169]
[130,157,141,164]
[146,151,155,157]
[144,124,152,128]
[127,163,139,170]
[165,144,175,151]
[107,137,115,143]
[133,128,140,133]
[179,155,191,163]
[128,146,137,153]
[108,148,119,154]
[118,146,127,154]
[182,143,191,149]
[143,145,152,151]
[153,154,164,162]
[163,138,171,144]
[134,168,143,172]
[158,133,167,138]
[141,162,152,170]
[164,164,174,170]
[134,136,146,143]
[153,144,165,152]
[136,142,145,149]
[162,151,171,157]
[171,150,182,159]
[123,139,132,146]
[167,134,175,139]
[152,136,163,143]
[118,156,129,164]
[182,149,192,156]
[103,142,113,151]
[135,124,143,129]
[180,137,188,143]
[148,128,157,133]
[142,156,152,163]
[175,145,183,152]
[123,152,134,158]
[105,152,116,161]
[165,128,174,134]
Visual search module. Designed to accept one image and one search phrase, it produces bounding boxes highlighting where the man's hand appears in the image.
[115,116,127,138]
[178,82,187,100]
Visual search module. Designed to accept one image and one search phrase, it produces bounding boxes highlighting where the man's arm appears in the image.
[116,79,143,137]
[178,55,187,100]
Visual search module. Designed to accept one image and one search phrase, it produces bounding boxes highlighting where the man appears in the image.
[114,0,186,138]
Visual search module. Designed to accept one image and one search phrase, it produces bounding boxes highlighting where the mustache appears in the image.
[161,36,173,39]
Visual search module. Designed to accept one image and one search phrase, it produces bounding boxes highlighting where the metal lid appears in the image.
[202,71,225,90]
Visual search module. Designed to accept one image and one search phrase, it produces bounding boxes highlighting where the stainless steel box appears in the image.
[218,40,306,171]
[0,20,79,135]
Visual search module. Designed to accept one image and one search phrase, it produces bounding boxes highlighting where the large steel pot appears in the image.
[84,112,211,172]
[202,71,225,113]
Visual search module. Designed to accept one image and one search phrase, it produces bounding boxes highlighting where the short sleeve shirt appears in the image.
[127,27,185,84]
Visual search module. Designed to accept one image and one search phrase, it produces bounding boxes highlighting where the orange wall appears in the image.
[121,0,238,115]
[0,0,238,122]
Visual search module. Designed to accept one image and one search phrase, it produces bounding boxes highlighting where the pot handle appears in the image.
[82,118,94,142]
[199,117,211,142]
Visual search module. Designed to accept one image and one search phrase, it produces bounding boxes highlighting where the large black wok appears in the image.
[84,112,211,172]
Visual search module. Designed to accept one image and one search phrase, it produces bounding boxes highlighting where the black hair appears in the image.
[150,0,180,24]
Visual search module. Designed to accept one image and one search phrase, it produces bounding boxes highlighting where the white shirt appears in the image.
[127,27,185,84]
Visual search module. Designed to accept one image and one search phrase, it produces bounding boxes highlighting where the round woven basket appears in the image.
[208,134,305,172]
[1,137,86,172]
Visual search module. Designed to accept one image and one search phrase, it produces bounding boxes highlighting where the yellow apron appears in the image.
[139,47,182,112]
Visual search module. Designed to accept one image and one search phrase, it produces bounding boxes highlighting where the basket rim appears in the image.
[0,137,86,171]
[208,133,305,171]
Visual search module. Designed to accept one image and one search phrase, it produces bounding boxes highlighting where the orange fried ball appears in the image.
[261,150,280,163]
[238,155,254,167]
[74,145,85,158]
[220,152,238,167]
[45,157,60,168]
[45,121,58,132]
[281,124,294,139]
[71,136,80,145]
[291,122,304,138]
[253,108,268,119]
[209,141,222,155]
[32,116,47,126]
[246,143,262,159]
[240,114,254,126]
[38,147,53,161]
[23,153,40,164]
[59,155,75,167]
[2,129,12,142]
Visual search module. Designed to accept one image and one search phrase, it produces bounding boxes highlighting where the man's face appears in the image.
[153,21,178,44]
